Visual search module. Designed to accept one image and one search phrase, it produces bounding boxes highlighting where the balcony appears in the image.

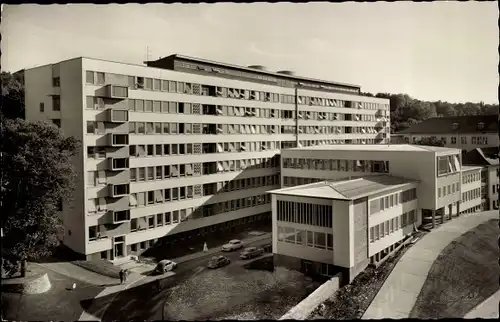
[108,183,130,198]
[107,157,129,171]
[104,84,129,99]
[107,133,129,147]
[106,109,129,123]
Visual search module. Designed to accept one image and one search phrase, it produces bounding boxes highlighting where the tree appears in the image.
[414,137,445,147]
[1,119,79,277]
[1,71,25,120]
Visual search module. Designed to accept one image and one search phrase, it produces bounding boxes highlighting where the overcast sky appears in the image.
[2,3,498,104]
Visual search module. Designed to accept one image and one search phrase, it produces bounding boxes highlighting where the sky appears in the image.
[1,3,498,104]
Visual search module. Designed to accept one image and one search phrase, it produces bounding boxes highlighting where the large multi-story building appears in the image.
[270,144,472,282]
[391,115,499,151]
[24,54,390,261]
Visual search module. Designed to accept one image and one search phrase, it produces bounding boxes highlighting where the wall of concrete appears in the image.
[279,273,342,320]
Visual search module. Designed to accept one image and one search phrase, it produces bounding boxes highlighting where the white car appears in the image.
[154,259,177,274]
[222,239,243,252]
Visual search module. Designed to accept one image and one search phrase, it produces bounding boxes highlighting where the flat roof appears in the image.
[461,165,484,172]
[286,144,459,153]
[155,54,362,90]
[269,175,418,201]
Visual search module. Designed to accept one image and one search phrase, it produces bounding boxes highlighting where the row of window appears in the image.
[493,184,499,194]
[283,158,390,173]
[276,200,333,228]
[462,172,480,184]
[437,182,460,198]
[120,98,384,122]
[411,136,489,146]
[462,188,481,202]
[122,120,383,136]
[369,188,418,214]
[369,210,417,243]
[471,136,489,145]
[277,226,334,250]
[85,70,389,112]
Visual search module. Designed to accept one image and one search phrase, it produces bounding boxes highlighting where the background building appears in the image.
[24,55,390,261]
[392,115,499,151]
[462,147,499,210]
[270,143,480,282]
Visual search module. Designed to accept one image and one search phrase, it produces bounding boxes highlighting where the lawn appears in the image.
[409,219,499,318]
[1,265,104,321]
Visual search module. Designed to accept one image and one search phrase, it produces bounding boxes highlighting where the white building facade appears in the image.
[271,144,468,282]
[459,166,482,214]
[270,175,419,283]
[24,55,390,260]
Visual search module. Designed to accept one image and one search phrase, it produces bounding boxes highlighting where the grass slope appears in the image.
[410,219,499,318]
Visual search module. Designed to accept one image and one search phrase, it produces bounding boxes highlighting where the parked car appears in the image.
[222,239,243,252]
[154,259,177,274]
[207,255,231,269]
[239,247,264,259]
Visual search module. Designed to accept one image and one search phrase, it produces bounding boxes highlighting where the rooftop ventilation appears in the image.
[247,65,267,71]
[277,70,295,76]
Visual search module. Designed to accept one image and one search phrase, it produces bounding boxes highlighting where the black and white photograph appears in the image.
[1,2,498,321]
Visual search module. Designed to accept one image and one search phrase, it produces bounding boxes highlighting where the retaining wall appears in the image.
[279,272,342,320]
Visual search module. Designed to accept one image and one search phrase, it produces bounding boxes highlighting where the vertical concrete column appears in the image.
[456,201,460,217]
[448,204,453,221]
[432,209,436,229]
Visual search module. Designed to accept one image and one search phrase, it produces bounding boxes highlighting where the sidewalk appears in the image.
[362,210,498,319]
[464,289,500,319]
[33,261,117,286]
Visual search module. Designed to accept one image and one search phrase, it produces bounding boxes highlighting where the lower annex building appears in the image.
[269,143,486,282]
[23,54,391,261]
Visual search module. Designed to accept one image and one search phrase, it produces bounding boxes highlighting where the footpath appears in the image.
[362,210,498,319]
[464,289,500,319]
[77,231,271,321]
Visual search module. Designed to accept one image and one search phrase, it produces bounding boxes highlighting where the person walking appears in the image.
[119,269,124,284]
[203,241,208,252]
[123,269,128,283]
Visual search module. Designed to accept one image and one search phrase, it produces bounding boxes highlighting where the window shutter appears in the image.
[97,171,106,184]
[87,199,97,213]
[129,194,137,206]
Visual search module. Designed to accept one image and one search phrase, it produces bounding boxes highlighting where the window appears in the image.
[88,226,98,241]
[131,218,138,232]
[39,102,45,112]
[96,72,105,85]
[52,119,61,127]
[86,71,95,84]
[87,121,96,134]
[52,77,60,87]
[52,96,61,111]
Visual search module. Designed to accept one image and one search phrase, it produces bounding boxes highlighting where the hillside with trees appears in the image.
[361,92,498,133]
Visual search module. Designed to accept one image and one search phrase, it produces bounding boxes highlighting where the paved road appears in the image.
[100,237,272,321]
